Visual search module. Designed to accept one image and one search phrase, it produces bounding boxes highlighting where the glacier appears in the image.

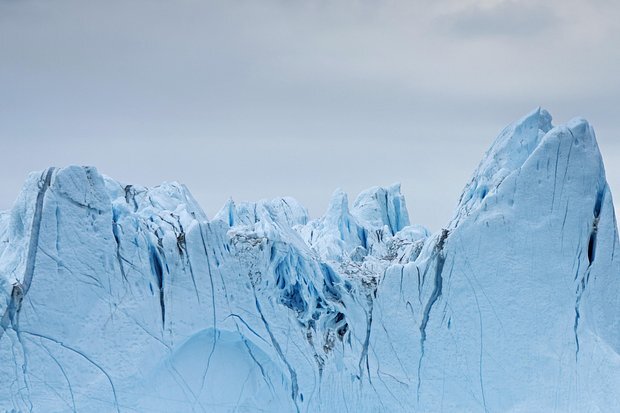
[0,108,618,412]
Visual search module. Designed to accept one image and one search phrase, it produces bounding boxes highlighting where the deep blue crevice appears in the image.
[419,253,445,345]
[358,303,373,382]
[111,207,128,282]
[1,168,55,341]
[573,305,580,359]
[358,227,368,250]
[417,229,449,399]
[148,244,166,327]
[320,263,342,302]
[587,187,605,265]
[281,282,307,315]
[253,293,300,413]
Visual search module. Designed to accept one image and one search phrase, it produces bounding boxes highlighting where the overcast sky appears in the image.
[1,0,618,230]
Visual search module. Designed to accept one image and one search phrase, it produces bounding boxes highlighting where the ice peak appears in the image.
[477,107,552,175]
[564,117,600,152]
[300,189,366,261]
[324,189,350,222]
[450,108,607,227]
[213,198,237,226]
[351,182,410,235]
[522,106,553,134]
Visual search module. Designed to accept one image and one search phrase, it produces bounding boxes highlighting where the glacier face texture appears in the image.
[0,108,619,412]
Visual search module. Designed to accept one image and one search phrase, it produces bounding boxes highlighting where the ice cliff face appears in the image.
[0,108,618,412]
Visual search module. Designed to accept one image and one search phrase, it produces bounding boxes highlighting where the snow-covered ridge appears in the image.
[0,108,618,412]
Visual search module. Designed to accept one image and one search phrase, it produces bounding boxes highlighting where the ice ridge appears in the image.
[0,109,618,412]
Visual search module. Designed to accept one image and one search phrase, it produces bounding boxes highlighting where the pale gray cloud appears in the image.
[0,0,618,231]
[444,1,559,37]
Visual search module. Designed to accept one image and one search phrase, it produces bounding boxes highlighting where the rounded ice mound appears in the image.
[141,329,293,412]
